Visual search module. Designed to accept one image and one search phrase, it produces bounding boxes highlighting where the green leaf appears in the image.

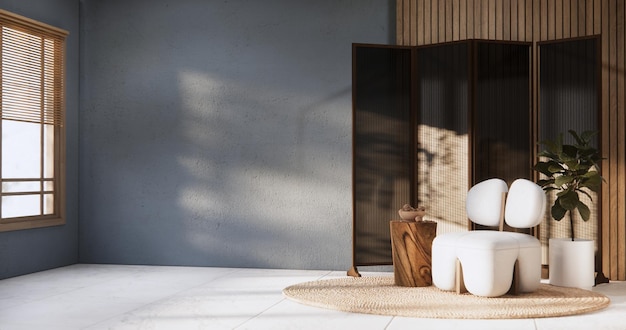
[581,171,602,190]
[543,134,563,154]
[562,144,578,159]
[568,130,584,145]
[533,162,553,177]
[580,130,598,143]
[575,164,593,174]
[537,178,554,187]
[556,189,570,197]
[577,201,591,221]
[555,175,574,186]
[564,160,579,171]
[551,203,567,221]
[558,190,579,211]
[547,162,565,173]
[578,147,596,158]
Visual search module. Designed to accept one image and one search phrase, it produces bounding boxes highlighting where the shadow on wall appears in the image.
[78,0,395,270]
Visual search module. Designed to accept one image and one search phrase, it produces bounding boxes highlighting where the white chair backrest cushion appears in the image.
[466,178,508,227]
[504,178,547,228]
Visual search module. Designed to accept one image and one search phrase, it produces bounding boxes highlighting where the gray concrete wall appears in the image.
[79,1,394,270]
[0,0,80,279]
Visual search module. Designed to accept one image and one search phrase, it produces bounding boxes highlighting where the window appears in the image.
[0,10,67,232]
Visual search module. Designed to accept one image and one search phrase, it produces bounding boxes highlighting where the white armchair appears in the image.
[432,178,546,297]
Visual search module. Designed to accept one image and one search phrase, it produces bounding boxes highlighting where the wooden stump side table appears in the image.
[389,220,437,287]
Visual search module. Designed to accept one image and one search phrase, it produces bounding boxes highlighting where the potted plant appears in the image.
[533,130,603,289]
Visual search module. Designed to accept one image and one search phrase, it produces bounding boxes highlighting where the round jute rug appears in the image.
[282,276,610,319]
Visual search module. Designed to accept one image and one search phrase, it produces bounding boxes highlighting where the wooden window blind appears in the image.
[0,9,66,127]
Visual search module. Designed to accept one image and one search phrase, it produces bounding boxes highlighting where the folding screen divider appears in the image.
[351,41,532,275]
[351,45,414,275]
[415,42,469,237]
[472,42,532,232]
[537,36,602,277]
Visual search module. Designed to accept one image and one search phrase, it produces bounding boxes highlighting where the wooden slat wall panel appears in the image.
[439,0,446,42]
[615,1,626,276]
[396,0,626,280]
[447,0,454,41]
[524,1,531,39]
[600,0,612,280]
[460,0,467,40]
[508,0,519,41]
[467,0,474,39]
[560,0,576,38]
[496,0,504,40]
[424,0,431,44]
[586,0,594,35]
[453,0,460,40]
[538,0,545,38]
[608,0,619,280]
[397,0,404,45]
[480,0,484,37]
[408,0,419,44]
[554,0,569,39]
[572,0,577,35]
[486,0,492,38]
[417,0,424,45]
[547,0,555,40]
[594,0,601,35]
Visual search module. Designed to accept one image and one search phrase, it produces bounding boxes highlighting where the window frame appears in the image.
[0,9,68,232]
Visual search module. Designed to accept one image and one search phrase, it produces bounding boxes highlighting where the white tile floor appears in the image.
[0,264,625,330]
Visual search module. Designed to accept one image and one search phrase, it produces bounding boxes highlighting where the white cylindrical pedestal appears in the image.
[549,238,595,290]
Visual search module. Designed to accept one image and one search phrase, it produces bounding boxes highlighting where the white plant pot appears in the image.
[549,238,595,290]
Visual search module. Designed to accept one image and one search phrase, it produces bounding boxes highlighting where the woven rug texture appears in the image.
[282,276,610,319]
